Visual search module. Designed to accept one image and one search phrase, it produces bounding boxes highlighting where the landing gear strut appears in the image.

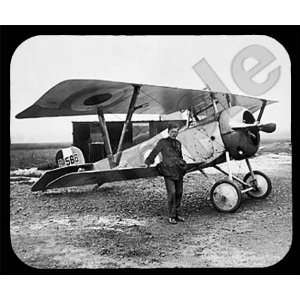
[210,152,272,212]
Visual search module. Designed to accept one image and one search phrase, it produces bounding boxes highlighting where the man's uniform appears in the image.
[145,137,186,219]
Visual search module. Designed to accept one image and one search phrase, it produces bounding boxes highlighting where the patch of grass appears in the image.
[10,142,72,170]
[10,148,59,170]
[11,143,71,150]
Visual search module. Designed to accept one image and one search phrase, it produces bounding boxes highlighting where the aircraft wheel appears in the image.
[243,170,272,199]
[210,179,242,213]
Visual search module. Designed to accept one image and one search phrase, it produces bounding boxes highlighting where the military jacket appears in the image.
[145,137,187,180]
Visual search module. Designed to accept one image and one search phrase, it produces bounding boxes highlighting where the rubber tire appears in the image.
[210,179,242,213]
[243,170,272,199]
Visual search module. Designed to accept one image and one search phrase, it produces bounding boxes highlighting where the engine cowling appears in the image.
[219,106,260,160]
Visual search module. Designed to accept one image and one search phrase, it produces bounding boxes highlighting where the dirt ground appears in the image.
[10,154,292,269]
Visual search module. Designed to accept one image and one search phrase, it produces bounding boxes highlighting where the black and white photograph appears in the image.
[9,34,291,269]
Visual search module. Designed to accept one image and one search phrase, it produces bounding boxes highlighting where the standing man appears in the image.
[144,122,187,224]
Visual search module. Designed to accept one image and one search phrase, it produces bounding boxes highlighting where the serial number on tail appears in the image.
[58,154,79,167]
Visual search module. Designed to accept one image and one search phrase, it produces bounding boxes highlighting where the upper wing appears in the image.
[16,79,277,119]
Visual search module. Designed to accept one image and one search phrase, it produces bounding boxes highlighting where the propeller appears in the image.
[258,123,276,133]
[231,122,276,133]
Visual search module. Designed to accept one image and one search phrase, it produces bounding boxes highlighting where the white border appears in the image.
[0,1,300,25]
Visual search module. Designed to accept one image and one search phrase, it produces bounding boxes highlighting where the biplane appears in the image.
[16,79,277,212]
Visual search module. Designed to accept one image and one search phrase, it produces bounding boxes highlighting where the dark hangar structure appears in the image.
[72,119,186,163]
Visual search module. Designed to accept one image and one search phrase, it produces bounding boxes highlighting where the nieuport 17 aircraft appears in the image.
[16,79,277,212]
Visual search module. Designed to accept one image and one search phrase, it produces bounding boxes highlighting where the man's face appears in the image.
[168,127,179,139]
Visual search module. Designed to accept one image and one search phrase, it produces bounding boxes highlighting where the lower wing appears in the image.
[34,166,160,191]
[32,163,205,191]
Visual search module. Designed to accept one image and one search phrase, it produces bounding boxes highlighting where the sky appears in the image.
[10,35,291,143]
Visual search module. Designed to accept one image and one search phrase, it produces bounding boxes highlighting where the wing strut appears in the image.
[257,99,267,122]
[97,107,116,168]
[211,92,219,115]
[115,85,141,165]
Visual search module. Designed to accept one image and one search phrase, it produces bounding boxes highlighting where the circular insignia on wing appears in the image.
[70,87,132,112]
[83,93,112,106]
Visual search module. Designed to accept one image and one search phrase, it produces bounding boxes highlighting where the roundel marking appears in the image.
[69,88,131,112]
[83,93,112,106]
